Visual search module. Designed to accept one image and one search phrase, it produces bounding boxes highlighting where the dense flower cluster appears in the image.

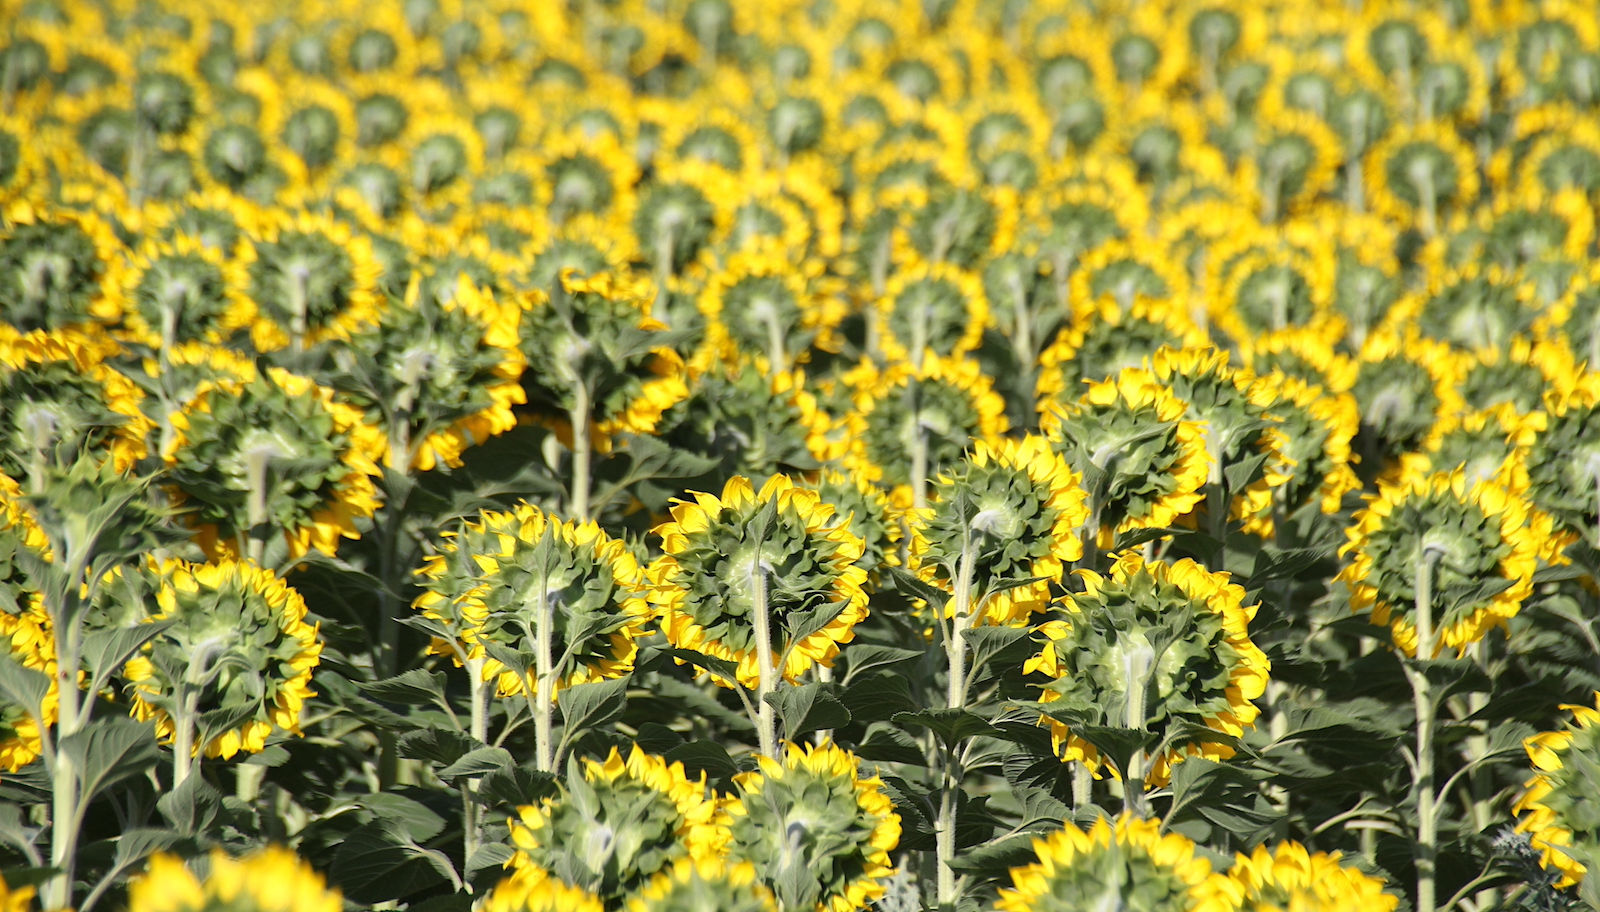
[5,0,1600,910]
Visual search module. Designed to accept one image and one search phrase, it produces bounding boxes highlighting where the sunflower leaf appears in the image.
[557,677,630,738]
[764,682,850,738]
[60,719,160,808]
[885,566,952,610]
[1069,725,1160,779]
[839,645,921,685]
[842,672,920,722]
[894,708,995,748]
[437,747,514,780]
[360,669,450,705]
[663,740,739,786]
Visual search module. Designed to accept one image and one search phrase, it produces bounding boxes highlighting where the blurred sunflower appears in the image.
[0,477,52,773]
[1515,694,1600,889]
[329,275,525,472]
[910,436,1089,627]
[518,269,689,453]
[1043,368,1209,548]
[700,246,840,374]
[724,741,900,912]
[105,558,321,761]
[1034,295,1208,409]
[482,870,603,912]
[993,814,1217,912]
[840,353,1009,508]
[1028,553,1269,785]
[805,469,902,589]
[508,746,727,903]
[112,234,254,349]
[165,368,385,560]
[1523,374,1600,551]
[655,357,834,483]
[1197,842,1400,912]
[243,210,384,353]
[1339,470,1545,657]
[0,207,123,335]
[872,259,989,365]
[128,848,341,912]
[622,857,775,912]
[0,329,151,480]
[646,475,868,690]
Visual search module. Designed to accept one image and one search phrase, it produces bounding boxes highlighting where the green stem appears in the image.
[534,592,556,773]
[463,659,489,868]
[1122,635,1155,818]
[937,539,976,908]
[569,390,591,522]
[750,553,779,759]
[1410,547,1443,912]
[910,423,929,512]
[47,620,85,910]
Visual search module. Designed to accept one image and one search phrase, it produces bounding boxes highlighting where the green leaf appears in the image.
[893,708,995,749]
[964,626,1032,682]
[885,567,952,611]
[360,669,449,705]
[840,645,922,684]
[81,622,174,694]
[465,843,514,878]
[1247,546,1335,585]
[60,719,159,810]
[330,819,458,903]
[0,654,50,718]
[477,765,559,808]
[196,702,266,749]
[662,648,740,686]
[663,740,738,786]
[358,790,449,842]
[157,775,223,836]
[397,728,478,766]
[764,682,851,738]
[842,673,920,723]
[1069,725,1159,779]
[948,831,1041,877]
[437,747,514,780]
[557,677,629,736]
[855,723,928,766]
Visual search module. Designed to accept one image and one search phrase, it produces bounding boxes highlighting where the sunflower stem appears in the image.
[911,423,930,512]
[750,553,780,759]
[462,658,489,869]
[245,446,274,564]
[1409,546,1444,912]
[1121,634,1155,818]
[569,390,591,522]
[936,537,977,908]
[1072,762,1093,809]
[535,589,557,773]
[172,691,199,788]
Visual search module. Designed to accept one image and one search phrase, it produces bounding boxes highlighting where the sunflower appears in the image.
[1514,694,1600,889]
[623,857,776,912]
[700,246,840,373]
[655,357,835,482]
[805,469,902,587]
[1197,842,1401,912]
[1338,470,1545,657]
[331,275,525,472]
[1525,374,1600,550]
[1028,553,1269,785]
[993,814,1217,912]
[112,233,254,349]
[242,209,385,353]
[1250,371,1362,531]
[127,848,341,912]
[0,206,124,335]
[646,474,868,690]
[1367,122,1481,237]
[164,368,386,560]
[1034,294,1209,410]
[910,436,1089,627]
[1349,330,1461,462]
[413,501,651,699]
[1409,403,1540,490]
[508,746,728,903]
[724,741,900,912]
[1043,367,1210,547]
[99,558,320,761]
[1149,346,1293,540]
[0,874,33,912]
[0,328,151,480]
[518,269,690,454]
[839,353,1010,508]
[483,869,604,912]
[873,258,990,365]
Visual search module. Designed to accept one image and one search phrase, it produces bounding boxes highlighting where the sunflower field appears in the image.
[10,0,1600,910]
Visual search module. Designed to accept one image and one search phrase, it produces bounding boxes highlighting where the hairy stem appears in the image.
[750,552,779,759]
[1410,547,1443,912]
[569,387,591,521]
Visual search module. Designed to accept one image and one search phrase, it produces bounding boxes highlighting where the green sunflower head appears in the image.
[509,747,724,904]
[1332,252,1400,345]
[1350,347,1446,457]
[0,219,111,333]
[411,132,469,195]
[634,182,716,276]
[415,502,647,695]
[1526,381,1600,544]
[77,105,136,176]
[725,743,899,912]
[547,153,616,223]
[347,27,399,73]
[134,71,196,136]
[342,161,405,219]
[1418,273,1537,353]
[656,360,823,483]
[1228,263,1318,335]
[1028,555,1267,782]
[768,96,824,158]
[355,93,408,148]
[906,188,997,270]
[625,858,775,912]
[203,124,268,190]
[283,104,342,171]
